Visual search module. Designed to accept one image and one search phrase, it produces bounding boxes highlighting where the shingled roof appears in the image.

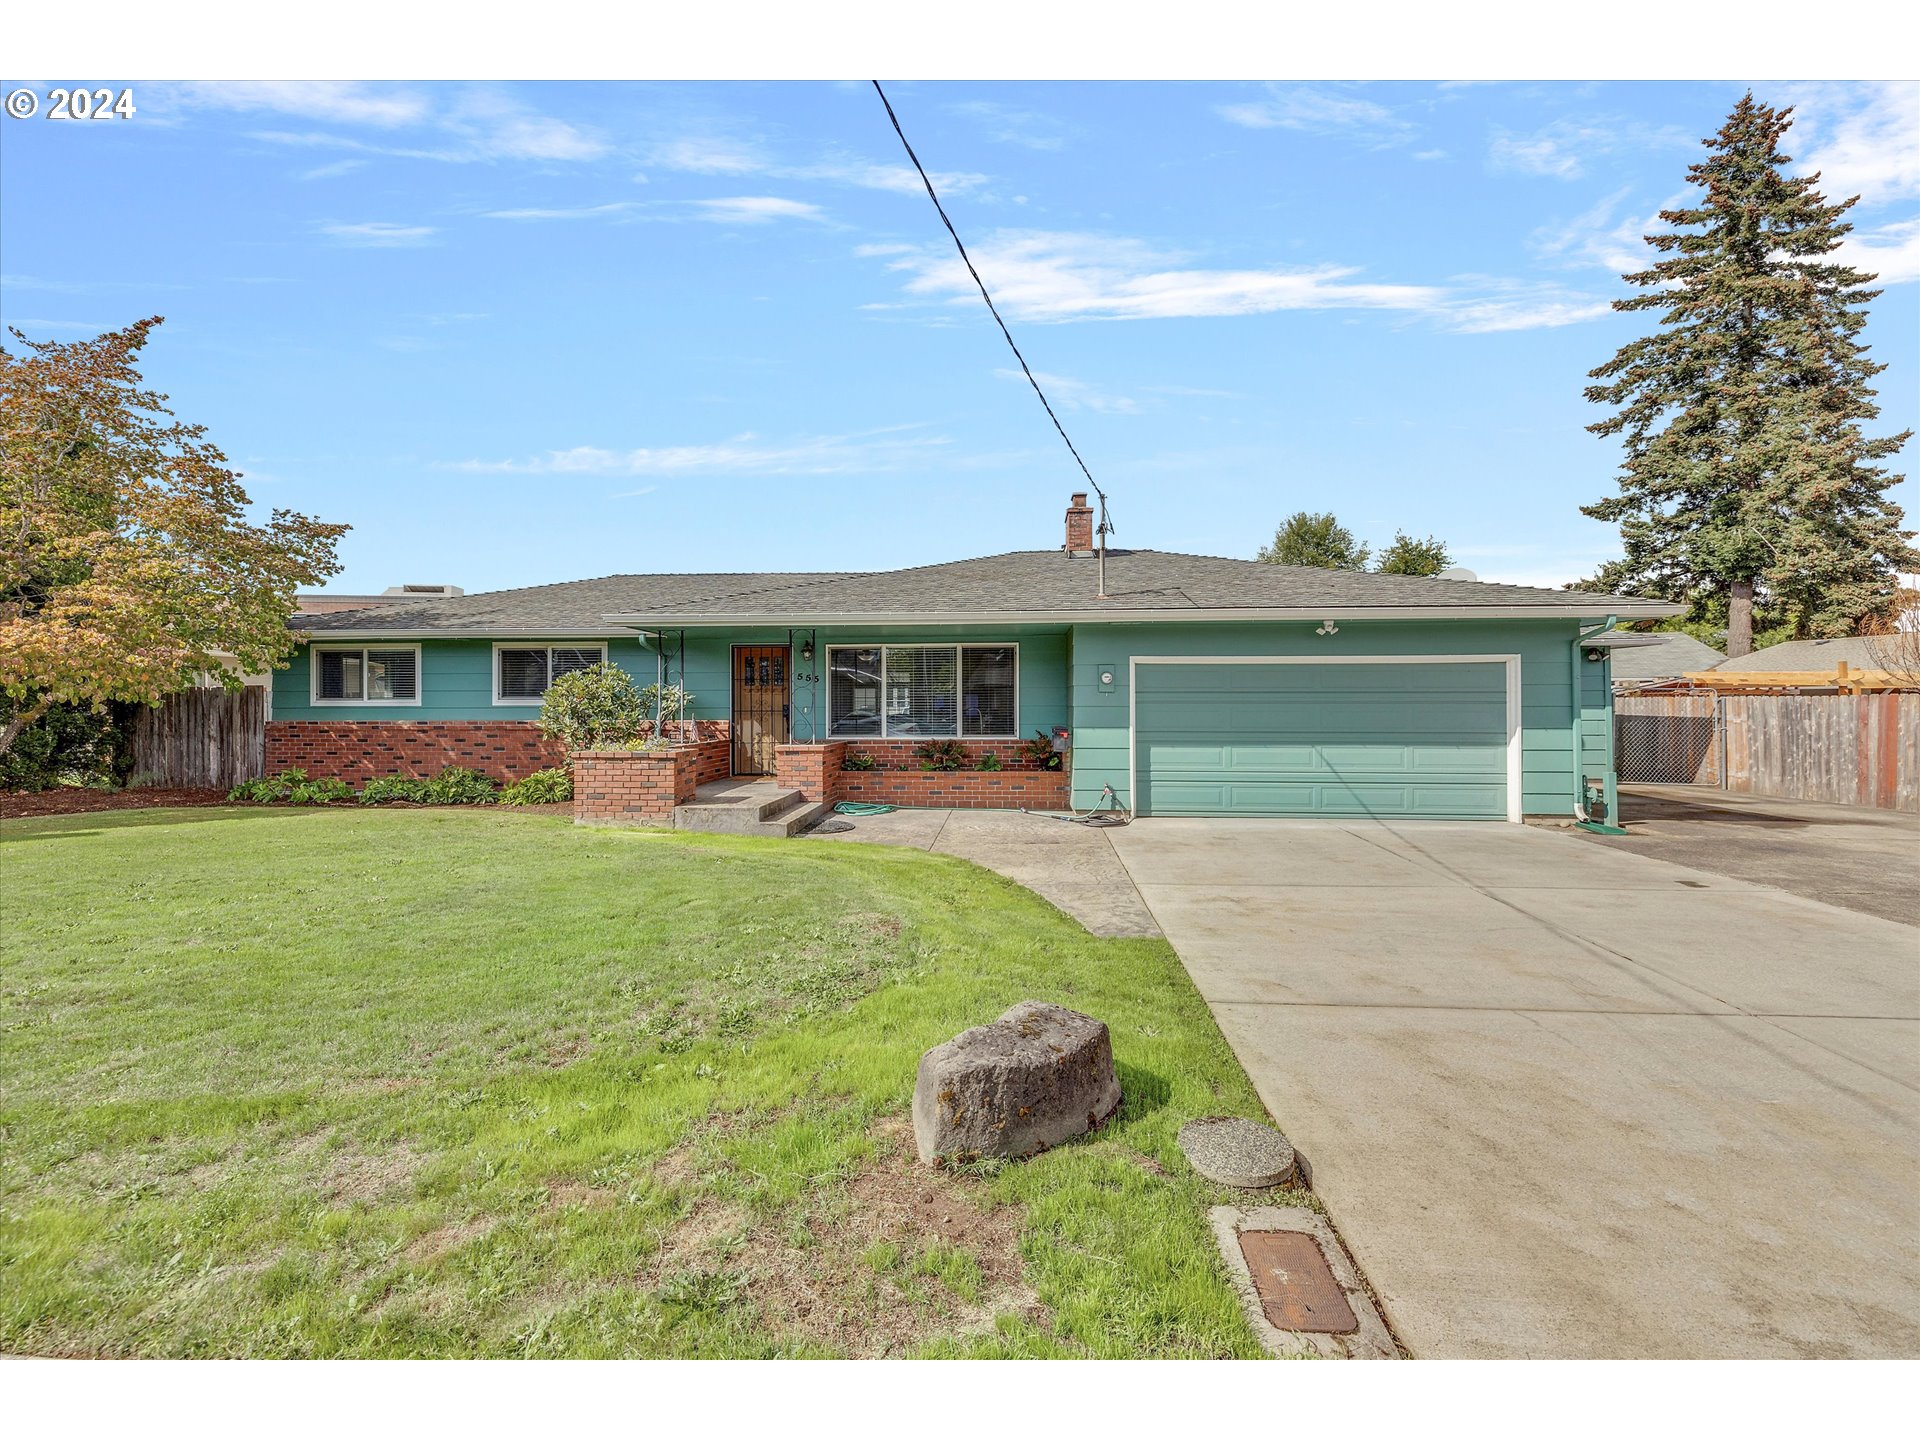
[292,549,1680,634]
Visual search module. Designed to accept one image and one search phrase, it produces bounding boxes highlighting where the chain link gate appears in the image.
[1614,693,1722,785]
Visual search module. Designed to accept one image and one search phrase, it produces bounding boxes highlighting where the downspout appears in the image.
[1572,616,1628,834]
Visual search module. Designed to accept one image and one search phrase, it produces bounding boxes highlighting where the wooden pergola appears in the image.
[1682,659,1913,694]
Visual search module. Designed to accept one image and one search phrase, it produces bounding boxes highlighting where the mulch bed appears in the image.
[1,787,231,820]
[1,790,579,821]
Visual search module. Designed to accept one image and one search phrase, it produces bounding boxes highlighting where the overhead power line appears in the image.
[870,80,1111,537]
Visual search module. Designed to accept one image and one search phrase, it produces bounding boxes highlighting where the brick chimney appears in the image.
[1064,492,1094,555]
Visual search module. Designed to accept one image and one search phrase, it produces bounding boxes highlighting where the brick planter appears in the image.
[775,741,1070,811]
[572,738,731,826]
[265,720,566,785]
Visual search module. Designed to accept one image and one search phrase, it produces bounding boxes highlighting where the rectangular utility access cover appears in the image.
[1238,1229,1359,1334]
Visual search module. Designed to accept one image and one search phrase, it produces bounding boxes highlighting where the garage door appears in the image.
[1134,660,1511,819]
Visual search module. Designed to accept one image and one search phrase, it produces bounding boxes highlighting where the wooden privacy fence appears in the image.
[1616,692,1918,812]
[128,687,267,789]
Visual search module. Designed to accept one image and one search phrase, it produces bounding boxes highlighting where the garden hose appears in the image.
[833,801,897,816]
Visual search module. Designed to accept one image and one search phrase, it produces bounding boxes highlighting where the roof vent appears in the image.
[384,584,465,598]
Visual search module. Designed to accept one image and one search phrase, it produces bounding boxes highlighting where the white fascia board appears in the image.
[291,628,638,641]
[602,602,1686,627]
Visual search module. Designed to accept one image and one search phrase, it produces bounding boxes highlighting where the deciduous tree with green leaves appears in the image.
[1582,93,1914,657]
[1,319,346,757]
[1258,510,1371,570]
[1375,531,1452,576]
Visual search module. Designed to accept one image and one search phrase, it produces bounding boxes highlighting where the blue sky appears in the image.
[3,78,1915,594]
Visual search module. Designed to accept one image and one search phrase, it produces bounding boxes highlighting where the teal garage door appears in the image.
[1134,661,1510,819]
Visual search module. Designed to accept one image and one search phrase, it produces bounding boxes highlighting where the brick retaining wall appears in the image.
[571,738,732,825]
[776,741,1070,811]
[265,720,565,785]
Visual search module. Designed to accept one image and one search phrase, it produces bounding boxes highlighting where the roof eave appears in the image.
[290,626,643,641]
[602,600,1686,627]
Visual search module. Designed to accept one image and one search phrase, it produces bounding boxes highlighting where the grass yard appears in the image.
[0,805,1304,1358]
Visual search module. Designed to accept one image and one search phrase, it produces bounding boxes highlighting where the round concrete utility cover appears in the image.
[1178,1116,1296,1188]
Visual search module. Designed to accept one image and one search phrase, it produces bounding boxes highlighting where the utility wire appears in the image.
[870,80,1110,530]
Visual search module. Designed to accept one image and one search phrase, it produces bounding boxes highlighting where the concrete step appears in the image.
[673,788,831,837]
[673,784,804,831]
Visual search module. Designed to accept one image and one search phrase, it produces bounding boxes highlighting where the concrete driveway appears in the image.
[1108,817,1920,1358]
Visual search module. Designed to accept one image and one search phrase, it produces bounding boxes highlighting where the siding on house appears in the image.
[1064,618,1612,818]
[272,627,1071,739]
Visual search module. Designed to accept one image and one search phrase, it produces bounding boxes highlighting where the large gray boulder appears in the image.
[912,1001,1122,1165]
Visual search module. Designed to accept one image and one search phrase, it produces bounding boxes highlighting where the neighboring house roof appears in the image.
[291,549,1681,636]
[1605,631,1727,682]
[1711,636,1890,673]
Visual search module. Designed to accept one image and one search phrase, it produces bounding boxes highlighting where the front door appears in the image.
[731,645,790,775]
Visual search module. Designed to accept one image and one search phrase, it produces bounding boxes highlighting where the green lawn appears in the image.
[0,806,1299,1358]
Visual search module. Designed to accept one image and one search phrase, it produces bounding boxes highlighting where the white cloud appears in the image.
[994,368,1139,413]
[1437,280,1614,333]
[646,136,767,175]
[867,230,1442,322]
[1489,123,1602,180]
[171,81,430,128]
[484,202,643,222]
[1530,186,1674,275]
[1780,81,1920,204]
[864,229,1612,334]
[1216,84,1411,145]
[690,196,829,225]
[1838,215,1920,284]
[1489,118,1689,181]
[449,427,951,478]
[298,158,367,181]
[646,136,985,195]
[171,82,606,164]
[950,101,1073,151]
[319,221,438,248]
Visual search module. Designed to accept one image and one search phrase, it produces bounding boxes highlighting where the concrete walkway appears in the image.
[807,807,1159,938]
[1107,816,1920,1358]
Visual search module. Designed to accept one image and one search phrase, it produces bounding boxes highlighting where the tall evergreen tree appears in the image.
[1583,93,1914,656]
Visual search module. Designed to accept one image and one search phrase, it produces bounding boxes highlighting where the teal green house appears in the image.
[277,494,1678,822]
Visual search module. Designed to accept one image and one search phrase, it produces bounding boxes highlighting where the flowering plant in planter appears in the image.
[1020,730,1064,771]
[842,750,878,771]
[914,738,969,771]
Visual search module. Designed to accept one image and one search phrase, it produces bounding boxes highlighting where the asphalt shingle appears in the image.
[292,549,1672,633]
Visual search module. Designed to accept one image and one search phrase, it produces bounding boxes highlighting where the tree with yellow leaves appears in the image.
[1,318,346,756]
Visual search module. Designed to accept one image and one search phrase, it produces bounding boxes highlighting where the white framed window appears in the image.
[827,644,1018,739]
[310,644,421,706]
[493,643,608,705]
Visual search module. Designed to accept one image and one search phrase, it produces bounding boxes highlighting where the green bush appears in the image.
[498,767,573,806]
[975,751,1004,772]
[359,776,435,806]
[537,663,647,752]
[914,738,969,772]
[228,769,354,805]
[0,699,131,792]
[841,750,877,771]
[425,766,498,805]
